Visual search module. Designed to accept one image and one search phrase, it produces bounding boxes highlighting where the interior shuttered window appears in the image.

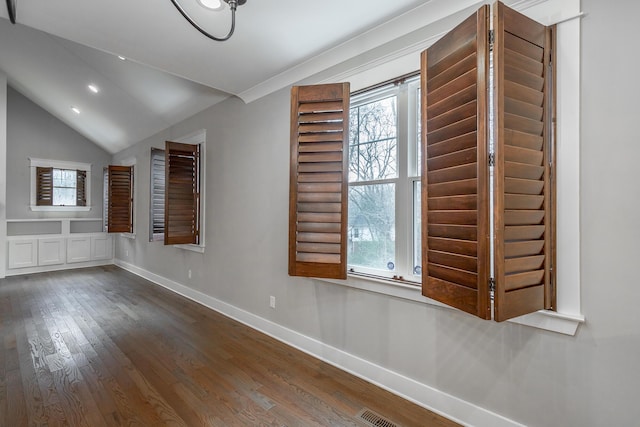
[164,141,199,245]
[76,170,87,207]
[36,166,53,206]
[289,83,350,279]
[421,0,554,321]
[107,165,134,233]
[150,148,166,241]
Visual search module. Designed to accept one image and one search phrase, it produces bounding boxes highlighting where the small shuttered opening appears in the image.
[36,166,53,206]
[164,141,199,245]
[289,83,350,279]
[107,165,133,233]
[76,170,87,207]
[421,5,491,319]
[493,1,553,321]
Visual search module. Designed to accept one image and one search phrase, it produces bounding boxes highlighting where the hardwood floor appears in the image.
[0,266,460,427]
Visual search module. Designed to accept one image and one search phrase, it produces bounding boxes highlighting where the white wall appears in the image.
[5,87,111,219]
[111,0,640,426]
[0,73,7,278]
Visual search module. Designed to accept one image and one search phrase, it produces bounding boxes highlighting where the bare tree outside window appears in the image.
[348,96,398,271]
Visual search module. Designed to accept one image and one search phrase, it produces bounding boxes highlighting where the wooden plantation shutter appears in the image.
[164,141,199,245]
[107,165,133,233]
[36,166,53,206]
[103,168,109,231]
[493,1,553,321]
[289,83,349,279]
[76,169,87,206]
[421,6,491,318]
[150,148,166,241]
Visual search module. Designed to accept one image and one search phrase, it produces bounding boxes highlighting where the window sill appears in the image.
[30,205,91,212]
[315,274,584,336]
[120,233,136,239]
[174,244,205,253]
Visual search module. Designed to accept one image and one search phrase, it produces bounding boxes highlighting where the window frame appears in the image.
[29,158,91,212]
[347,77,422,283]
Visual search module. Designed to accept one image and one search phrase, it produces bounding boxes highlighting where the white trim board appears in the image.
[115,259,525,427]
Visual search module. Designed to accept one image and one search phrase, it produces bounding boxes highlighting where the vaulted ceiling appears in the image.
[0,0,483,153]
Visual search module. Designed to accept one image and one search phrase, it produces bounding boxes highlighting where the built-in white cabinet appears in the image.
[8,239,38,269]
[66,236,92,263]
[91,235,113,260]
[38,237,66,266]
[6,218,114,275]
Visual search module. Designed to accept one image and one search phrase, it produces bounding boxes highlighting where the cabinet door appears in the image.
[91,235,113,260]
[8,239,38,269]
[38,238,66,266]
[67,236,91,263]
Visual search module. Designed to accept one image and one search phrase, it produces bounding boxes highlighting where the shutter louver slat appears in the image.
[289,83,349,279]
[150,148,166,241]
[36,167,53,206]
[421,5,491,319]
[164,142,199,245]
[493,1,553,321]
[107,165,133,233]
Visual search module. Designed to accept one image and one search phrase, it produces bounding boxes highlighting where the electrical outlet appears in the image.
[188,269,192,279]
[269,296,276,309]
[125,249,129,257]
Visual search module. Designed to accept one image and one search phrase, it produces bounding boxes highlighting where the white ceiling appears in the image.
[0,0,480,153]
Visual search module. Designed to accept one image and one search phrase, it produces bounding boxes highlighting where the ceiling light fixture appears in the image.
[88,84,100,94]
[197,0,224,11]
[169,0,247,42]
[5,0,16,24]
[117,55,126,61]
[71,106,81,114]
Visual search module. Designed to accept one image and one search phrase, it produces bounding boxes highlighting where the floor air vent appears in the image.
[356,408,400,427]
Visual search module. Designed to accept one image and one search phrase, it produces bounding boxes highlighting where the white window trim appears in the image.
[172,129,206,253]
[29,157,92,211]
[315,10,584,336]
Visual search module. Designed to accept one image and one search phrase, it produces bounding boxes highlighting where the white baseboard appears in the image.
[115,259,524,427]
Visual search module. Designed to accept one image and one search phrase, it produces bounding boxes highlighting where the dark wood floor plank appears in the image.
[0,266,460,427]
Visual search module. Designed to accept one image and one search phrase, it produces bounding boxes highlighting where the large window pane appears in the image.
[348,183,395,271]
[349,96,398,182]
[52,168,77,205]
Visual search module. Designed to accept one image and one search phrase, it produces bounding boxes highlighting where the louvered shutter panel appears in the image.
[493,1,553,321]
[76,170,87,206]
[103,168,109,231]
[36,166,53,206]
[289,83,349,279]
[421,6,491,318]
[107,165,133,233]
[164,141,199,245]
[150,148,166,241]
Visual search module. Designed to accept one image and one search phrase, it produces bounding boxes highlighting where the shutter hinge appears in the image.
[488,152,495,167]
[489,29,495,50]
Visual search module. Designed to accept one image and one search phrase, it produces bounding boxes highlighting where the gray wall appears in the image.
[112,0,640,425]
[6,86,111,219]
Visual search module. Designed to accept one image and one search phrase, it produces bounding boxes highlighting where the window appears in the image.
[348,77,421,281]
[290,2,556,323]
[149,130,205,251]
[30,158,91,211]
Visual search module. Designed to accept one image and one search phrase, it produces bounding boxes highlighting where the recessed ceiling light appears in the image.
[197,0,224,11]
[118,55,126,60]
[71,106,81,114]
[88,84,100,94]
